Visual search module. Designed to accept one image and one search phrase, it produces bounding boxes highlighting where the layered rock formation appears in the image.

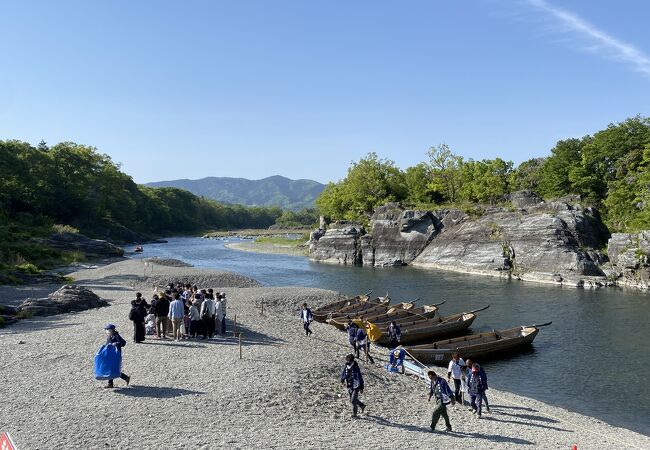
[606,232,650,289]
[17,285,109,317]
[309,192,622,288]
[34,231,124,258]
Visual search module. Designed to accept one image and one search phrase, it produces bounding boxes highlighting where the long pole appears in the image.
[239,333,242,359]
[233,314,237,337]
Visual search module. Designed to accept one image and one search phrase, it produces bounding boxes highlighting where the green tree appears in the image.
[315,153,406,223]
[426,144,463,203]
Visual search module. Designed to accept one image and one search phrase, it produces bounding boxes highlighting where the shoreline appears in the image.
[0,259,648,448]
[225,240,309,257]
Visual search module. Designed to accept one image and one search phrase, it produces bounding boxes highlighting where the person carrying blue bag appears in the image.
[95,324,130,388]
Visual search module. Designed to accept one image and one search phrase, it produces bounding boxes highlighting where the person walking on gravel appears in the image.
[467,363,487,418]
[103,324,130,388]
[340,354,365,418]
[355,324,374,364]
[347,321,359,356]
[465,358,490,412]
[427,370,453,432]
[300,303,313,336]
[447,352,465,403]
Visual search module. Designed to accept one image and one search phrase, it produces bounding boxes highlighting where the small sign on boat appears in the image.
[0,432,17,450]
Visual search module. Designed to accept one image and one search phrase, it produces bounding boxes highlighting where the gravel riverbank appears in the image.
[0,259,648,449]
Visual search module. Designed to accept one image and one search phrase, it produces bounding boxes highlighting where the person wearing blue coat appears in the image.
[340,354,365,418]
[467,363,487,418]
[104,324,130,388]
[299,303,314,336]
[464,358,490,412]
[346,321,358,356]
[427,370,454,432]
[355,325,375,364]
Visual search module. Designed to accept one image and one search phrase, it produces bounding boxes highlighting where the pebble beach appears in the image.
[0,259,648,450]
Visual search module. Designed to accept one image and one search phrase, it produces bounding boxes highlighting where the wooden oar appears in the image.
[528,321,553,328]
[466,305,490,314]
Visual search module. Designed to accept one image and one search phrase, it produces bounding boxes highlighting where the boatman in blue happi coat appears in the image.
[340,354,366,418]
[300,303,313,336]
[355,324,375,364]
[427,370,454,432]
[104,324,130,388]
[346,320,359,356]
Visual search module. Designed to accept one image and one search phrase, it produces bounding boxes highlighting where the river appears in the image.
[131,236,650,435]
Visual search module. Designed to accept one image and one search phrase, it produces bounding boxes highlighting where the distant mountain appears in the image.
[145,175,325,211]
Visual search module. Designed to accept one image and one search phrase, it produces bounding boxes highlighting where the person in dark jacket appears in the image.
[104,324,130,388]
[346,321,359,357]
[340,354,365,418]
[387,321,401,349]
[300,303,313,336]
[427,370,453,432]
[465,358,490,412]
[467,363,487,418]
[153,293,170,339]
[355,325,374,364]
[129,296,148,343]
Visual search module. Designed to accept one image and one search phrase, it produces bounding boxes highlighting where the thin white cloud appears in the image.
[528,0,650,76]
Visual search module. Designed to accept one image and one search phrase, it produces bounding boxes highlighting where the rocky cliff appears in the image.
[309,192,633,288]
[605,232,650,289]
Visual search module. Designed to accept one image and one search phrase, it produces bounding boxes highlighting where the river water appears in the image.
[132,236,650,435]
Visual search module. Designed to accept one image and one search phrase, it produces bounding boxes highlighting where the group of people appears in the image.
[128,283,229,343]
[345,319,376,364]
[338,350,490,431]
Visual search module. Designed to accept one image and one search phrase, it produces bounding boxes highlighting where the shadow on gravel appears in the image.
[115,385,205,399]
[481,415,571,432]
[200,323,286,347]
[80,274,146,287]
[449,431,534,445]
[361,415,426,433]
[139,340,207,349]
[490,404,537,412]
[0,319,83,335]
[495,410,560,423]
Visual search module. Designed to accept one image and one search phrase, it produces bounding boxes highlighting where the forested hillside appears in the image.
[146,175,324,211]
[316,116,650,233]
[0,140,283,276]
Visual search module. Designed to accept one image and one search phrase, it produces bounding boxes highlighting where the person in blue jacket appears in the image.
[389,347,406,373]
[464,358,490,412]
[427,370,454,432]
[340,354,365,418]
[355,324,375,364]
[346,320,358,356]
[104,324,130,388]
[467,363,487,418]
[299,303,313,336]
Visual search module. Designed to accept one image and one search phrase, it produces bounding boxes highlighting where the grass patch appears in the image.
[14,310,33,319]
[255,234,309,246]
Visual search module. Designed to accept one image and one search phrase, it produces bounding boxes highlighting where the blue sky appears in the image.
[1,0,649,184]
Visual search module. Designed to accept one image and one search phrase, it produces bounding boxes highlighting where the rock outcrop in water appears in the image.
[606,231,650,289]
[309,191,625,288]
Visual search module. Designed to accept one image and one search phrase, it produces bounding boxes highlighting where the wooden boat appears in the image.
[404,322,552,364]
[326,300,417,330]
[134,246,144,253]
[327,300,444,330]
[312,291,373,322]
[373,306,490,345]
[323,294,390,323]
[363,300,445,324]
